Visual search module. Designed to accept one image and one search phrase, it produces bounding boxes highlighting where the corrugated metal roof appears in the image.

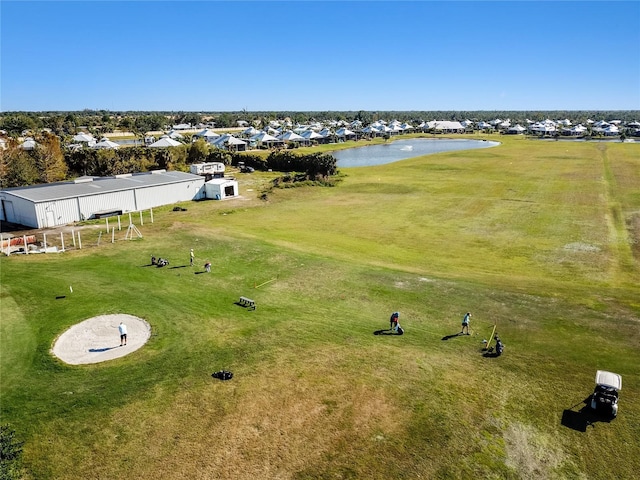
[1,171,203,203]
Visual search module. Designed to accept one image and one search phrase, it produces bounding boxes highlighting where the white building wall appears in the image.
[0,194,38,227]
[78,190,137,220]
[204,179,238,200]
[135,179,205,209]
[34,198,81,228]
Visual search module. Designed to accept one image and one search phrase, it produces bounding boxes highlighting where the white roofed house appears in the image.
[72,132,96,146]
[250,131,283,149]
[335,127,357,142]
[148,135,182,148]
[92,138,120,150]
[194,129,220,142]
[277,130,308,147]
[506,124,526,135]
[211,134,247,152]
[426,121,465,134]
[20,137,38,150]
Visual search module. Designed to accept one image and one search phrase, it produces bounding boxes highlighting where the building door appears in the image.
[2,200,16,223]
[46,211,56,227]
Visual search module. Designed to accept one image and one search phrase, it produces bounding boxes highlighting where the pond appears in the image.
[333,138,500,168]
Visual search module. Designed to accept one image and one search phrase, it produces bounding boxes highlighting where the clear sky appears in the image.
[2,1,639,112]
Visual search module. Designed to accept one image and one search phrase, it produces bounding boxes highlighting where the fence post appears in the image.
[61,232,65,252]
[77,231,82,249]
[106,217,110,233]
[140,210,143,226]
[112,227,115,243]
[118,215,122,231]
[44,233,47,252]
[150,208,154,223]
[72,229,76,247]
[23,235,28,254]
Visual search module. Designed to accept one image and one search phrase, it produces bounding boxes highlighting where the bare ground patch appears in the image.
[503,422,565,480]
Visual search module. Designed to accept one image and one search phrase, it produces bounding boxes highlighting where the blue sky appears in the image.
[2,1,639,112]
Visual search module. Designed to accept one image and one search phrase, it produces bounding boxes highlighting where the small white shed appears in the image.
[204,178,238,200]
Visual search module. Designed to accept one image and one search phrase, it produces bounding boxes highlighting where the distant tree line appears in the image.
[0,136,337,189]
[2,110,638,137]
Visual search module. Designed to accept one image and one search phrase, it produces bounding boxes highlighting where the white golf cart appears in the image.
[590,370,622,418]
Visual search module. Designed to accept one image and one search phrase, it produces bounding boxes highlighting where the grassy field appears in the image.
[1,135,639,479]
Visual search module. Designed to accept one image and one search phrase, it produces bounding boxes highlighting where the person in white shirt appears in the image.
[118,322,128,346]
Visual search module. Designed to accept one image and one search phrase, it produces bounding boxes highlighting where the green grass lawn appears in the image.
[1,135,639,479]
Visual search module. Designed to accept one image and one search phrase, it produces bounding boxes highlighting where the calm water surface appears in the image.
[334,138,500,167]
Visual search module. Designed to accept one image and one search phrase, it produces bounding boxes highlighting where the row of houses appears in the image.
[6,116,638,152]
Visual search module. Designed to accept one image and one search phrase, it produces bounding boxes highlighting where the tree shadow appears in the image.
[561,395,614,432]
[442,332,466,340]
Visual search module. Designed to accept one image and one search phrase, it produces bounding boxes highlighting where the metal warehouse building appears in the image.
[0,170,206,229]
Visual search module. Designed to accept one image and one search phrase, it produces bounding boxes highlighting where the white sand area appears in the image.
[51,314,151,365]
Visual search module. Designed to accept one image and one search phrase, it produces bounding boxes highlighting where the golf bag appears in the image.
[396,325,404,335]
[212,370,233,381]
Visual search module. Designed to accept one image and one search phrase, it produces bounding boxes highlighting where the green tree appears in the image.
[0,145,39,188]
[34,133,68,183]
[187,139,210,165]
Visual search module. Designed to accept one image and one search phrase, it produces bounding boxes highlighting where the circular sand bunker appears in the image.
[52,314,151,365]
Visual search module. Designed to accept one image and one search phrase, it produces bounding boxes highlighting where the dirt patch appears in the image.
[503,422,564,479]
[51,314,151,365]
[563,242,601,253]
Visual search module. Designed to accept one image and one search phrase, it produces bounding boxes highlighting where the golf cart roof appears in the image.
[595,370,622,390]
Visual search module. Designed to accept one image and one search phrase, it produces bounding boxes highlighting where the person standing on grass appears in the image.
[204,261,211,273]
[461,312,471,335]
[190,248,194,266]
[118,322,128,346]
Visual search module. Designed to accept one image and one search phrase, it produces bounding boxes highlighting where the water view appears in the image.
[333,138,500,167]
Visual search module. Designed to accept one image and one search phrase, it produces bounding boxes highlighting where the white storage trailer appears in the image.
[190,162,225,177]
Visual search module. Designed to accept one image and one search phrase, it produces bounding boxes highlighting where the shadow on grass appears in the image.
[169,265,189,269]
[561,396,615,432]
[442,332,466,340]
[373,329,402,336]
[194,271,208,275]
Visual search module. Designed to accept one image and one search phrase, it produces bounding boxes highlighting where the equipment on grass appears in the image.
[484,323,497,351]
[212,370,233,381]
[590,370,621,418]
[397,325,404,335]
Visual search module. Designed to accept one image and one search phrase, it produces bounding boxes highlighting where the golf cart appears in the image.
[590,370,622,418]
